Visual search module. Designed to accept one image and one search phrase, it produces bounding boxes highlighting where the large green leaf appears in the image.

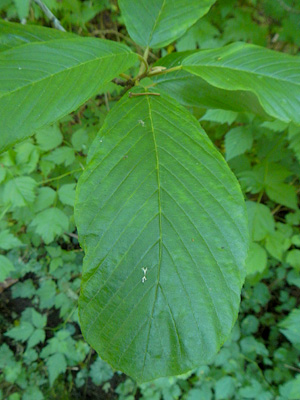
[153,51,268,117]
[75,88,248,382]
[0,20,73,52]
[0,37,138,153]
[182,42,300,124]
[118,0,216,49]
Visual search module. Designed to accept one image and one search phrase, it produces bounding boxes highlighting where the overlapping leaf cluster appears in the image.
[0,0,300,399]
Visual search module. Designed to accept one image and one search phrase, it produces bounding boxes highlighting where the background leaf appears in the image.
[0,255,15,282]
[0,20,73,52]
[182,42,300,124]
[118,0,216,48]
[30,208,69,244]
[279,309,300,348]
[245,242,267,276]
[75,89,248,382]
[13,0,30,20]
[3,177,37,208]
[152,51,268,116]
[225,126,253,161]
[0,34,138,153]
[46,353,67,386]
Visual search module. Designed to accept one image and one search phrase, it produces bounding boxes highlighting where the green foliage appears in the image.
[0,28,138,152]
[118,0,216,48]
[182,42,300,124]
[76,87,248,381]
[0,0,299,398]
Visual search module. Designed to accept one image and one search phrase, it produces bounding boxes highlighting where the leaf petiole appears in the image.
[128,92,160,97]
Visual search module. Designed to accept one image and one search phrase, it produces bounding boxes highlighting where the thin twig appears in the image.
[104,93,110,111]
[119,73,132,80]
[112,78,134,88]
[33,0,66,31]
[39,168,83,185]
[129,92,160,97]
[147,65,182,77]
[276,0,300,13]
[284,364,300,373]
[65,232,79,239]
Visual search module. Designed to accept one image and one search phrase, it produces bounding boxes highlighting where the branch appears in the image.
[276,0,300,14]
[33,0,66,31]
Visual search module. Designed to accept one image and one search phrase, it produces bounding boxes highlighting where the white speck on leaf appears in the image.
[141,267,148,283]
[138,120,145,127]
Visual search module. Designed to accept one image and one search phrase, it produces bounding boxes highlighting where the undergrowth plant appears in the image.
[0,0,300,388]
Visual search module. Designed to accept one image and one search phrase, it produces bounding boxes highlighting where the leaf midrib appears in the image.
[147,0,166,46]
[141,96,163,378]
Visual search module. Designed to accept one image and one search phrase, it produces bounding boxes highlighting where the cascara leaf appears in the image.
[75,88,248,382]
[0,34,138,153]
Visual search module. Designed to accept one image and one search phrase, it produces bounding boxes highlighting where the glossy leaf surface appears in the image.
[182,42,300,124]
[0,20,73,52]
[75,88,248,382]
[0,36,137,153]
[153,51,268,117]
[118,0,216,49]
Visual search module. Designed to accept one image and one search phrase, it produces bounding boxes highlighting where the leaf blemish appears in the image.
[138,120,145,127]
[141,267,148,283]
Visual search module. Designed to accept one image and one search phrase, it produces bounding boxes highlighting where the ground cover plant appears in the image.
[0,0,300,399]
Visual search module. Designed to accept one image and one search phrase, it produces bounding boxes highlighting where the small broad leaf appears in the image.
[265,231,291,261]
[0,33,138,153]
[58,184,76,207]
[31,309,47,329]
[3,177,37,208]
[15,142,40,174]
[13,0,30,20]
[12,280,36,299]
[279,308,300,348]
[0,255,15,282]
[280,375,300,400]
[241,163,297,210]
[0,230,22,250]
[286,250,300,270]
[33,187,57,212]
[0,20,73,52]
[215,376,236,400]
[266,183,298,210]
[35,125,63,151]
[225,127,253,161]
[75,88,248,382]
[182,42,300,124]
[37,280,57,309]
[43,147,75,167]
[22,387,44,400]
[46,353,67,386]
[119,0,216,49]
[27,329,45,349]
[246,201,275,241]
[90,357,114,386]
[201,109,238,125]
[30,208,69,244]
[245,242,267,276]
[5,321,34,342]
